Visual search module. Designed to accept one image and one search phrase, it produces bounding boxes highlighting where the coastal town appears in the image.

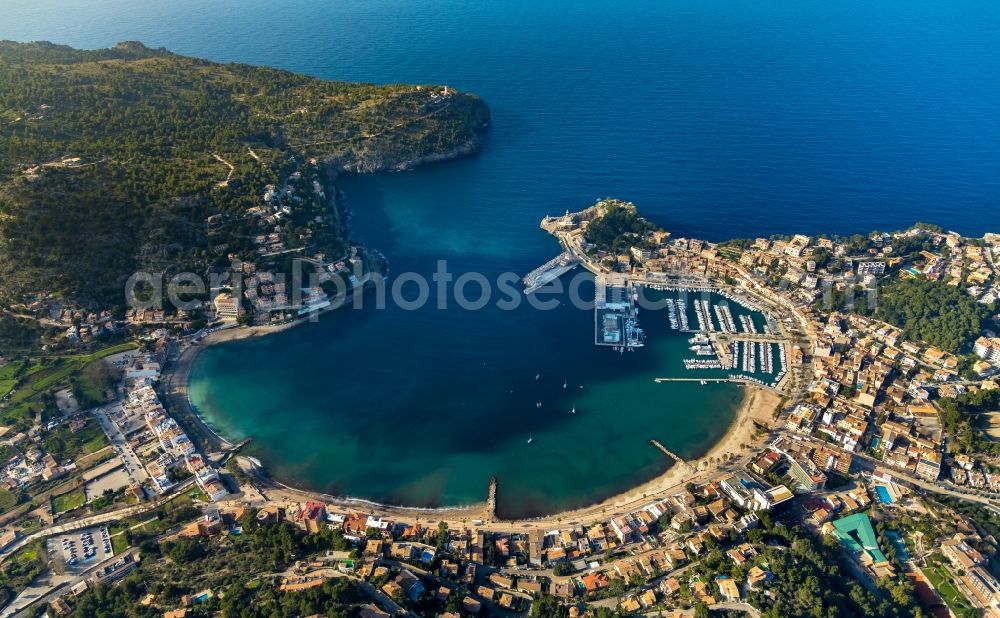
[0,192,999,617]
[1,0,999,608]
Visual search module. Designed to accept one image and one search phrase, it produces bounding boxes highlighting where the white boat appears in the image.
[527,434,534,444]
[536,401,542,408]
[563,380,568,389]
[571,405,576,414]
[535,372,540,380]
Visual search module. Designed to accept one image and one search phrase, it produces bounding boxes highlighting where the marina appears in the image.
[514,227,792,401]
[760,342,774,374]
[87,0,1000,533]
[714,302,737,334]
[683,359,724,370]
[695,299,714,332]
[635,287,787,386]
[742,340,756,373]
[665,298,680,330]
[188,202,793,513]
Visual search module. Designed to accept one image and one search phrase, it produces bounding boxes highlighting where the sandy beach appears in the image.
[158,282,370,451]
[160,324,292,452]
[488,385,782,528]
[156,266,787,527]
[156,257,790,527]
[184,332,784,530]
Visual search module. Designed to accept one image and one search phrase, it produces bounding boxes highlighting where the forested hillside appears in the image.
[0,41,489,306]
[858,279,991,354]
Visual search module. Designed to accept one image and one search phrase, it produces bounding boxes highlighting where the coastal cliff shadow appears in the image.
[340,174,398,257]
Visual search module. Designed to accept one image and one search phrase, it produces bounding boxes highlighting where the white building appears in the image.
[974,337,1000,365]
[856,261,886,276]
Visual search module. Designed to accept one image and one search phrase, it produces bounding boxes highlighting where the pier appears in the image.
[654,377,731,383]
[710,336,735,369]
[486,476,498,522]
[650,439,694,473]
[594,274,645,350]
[524,206,797,363]
[219,438,253,465]
[523,252,579,294]
[632,275,717,291]
[653,376,771,389]
[718,333,787,345]
[711,333,789,371]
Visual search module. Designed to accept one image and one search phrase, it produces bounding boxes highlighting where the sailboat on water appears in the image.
[527,434,534,444]
[571,405,576,414]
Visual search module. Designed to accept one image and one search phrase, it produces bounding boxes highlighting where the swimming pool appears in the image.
[875,485,894,504]
[886,531,910,561]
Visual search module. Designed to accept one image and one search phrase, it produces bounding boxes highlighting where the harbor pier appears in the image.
[486,476,498,522]
[654,375,780,391]
[650,439,694,474]
[522,252,579,294]
[654,377,732,384]
[594,274,644,350]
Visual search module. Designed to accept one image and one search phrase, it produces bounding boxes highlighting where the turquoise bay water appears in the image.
[189,286,752,515]
[6,0,1000,515]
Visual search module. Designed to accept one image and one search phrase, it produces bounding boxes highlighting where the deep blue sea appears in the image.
[6,0,999,241]
[6,0,999,515]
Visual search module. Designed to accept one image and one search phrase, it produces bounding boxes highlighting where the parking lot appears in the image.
[84,467,133,500]
[46,526,114,573]
[92,404,150,485]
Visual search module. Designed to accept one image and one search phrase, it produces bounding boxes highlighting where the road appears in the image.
[0,478,195,564]
[0,479,196,617]
[850,451,1000,511]
[1,573,73,618]
[2,547,144,618]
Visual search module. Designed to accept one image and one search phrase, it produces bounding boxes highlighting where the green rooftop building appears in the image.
[829,513,888,565]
